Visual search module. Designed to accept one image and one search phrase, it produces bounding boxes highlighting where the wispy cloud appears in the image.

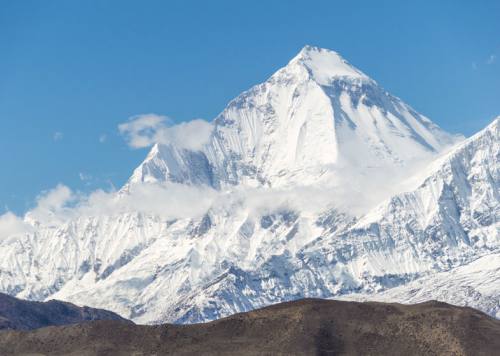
[99,134,107,143]
[79,172,92,182]
[472,62,478,70]
[487,54,496,65]
[53,132,64,141]
[118,114,213,151]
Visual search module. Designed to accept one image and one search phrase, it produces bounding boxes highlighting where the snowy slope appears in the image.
[341,253,500,319]
[0,47,497,324]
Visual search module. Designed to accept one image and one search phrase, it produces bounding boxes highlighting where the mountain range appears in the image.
[0,46,498,324]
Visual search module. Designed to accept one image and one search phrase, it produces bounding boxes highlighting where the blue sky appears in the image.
[1,0,499,213]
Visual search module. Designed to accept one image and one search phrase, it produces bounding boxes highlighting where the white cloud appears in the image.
[99,134,107,143]
[0,183,216,232]
[118,114,213,151]
[0,185,76,239]
[0,212,32,239]
[487,54,496,65]
[79,183,217,219]
[26,184,76,225]
[53,132,64,141]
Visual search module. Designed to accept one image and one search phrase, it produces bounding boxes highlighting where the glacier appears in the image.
[0,46,498,324]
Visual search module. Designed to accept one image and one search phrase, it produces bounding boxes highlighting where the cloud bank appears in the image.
[0,181,350,241]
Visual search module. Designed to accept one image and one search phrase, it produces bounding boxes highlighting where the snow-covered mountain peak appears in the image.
[128,47,462,192]
[286,45,370,84]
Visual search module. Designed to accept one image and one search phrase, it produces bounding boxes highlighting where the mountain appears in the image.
[0,292,130,331]
[1,299,499,356]
[0,46,497,325]
[129,46,460,191]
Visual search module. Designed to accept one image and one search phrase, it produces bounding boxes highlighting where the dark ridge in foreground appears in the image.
[0,292,130,331]
[1,298,499,355]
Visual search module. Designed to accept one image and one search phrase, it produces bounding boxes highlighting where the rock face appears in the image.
[0,299,499,356]
[0,46,497,324]
[0,292,130,331]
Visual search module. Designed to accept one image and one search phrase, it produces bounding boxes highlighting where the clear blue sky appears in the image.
[1,0,499,213]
